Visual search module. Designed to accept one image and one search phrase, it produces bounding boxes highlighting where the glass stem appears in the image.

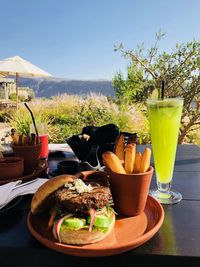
[157,181,172,193]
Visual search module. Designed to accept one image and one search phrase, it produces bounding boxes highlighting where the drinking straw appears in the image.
[161,80,165,100]
[24,103,39,136]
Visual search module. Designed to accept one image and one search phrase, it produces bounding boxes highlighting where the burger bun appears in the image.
[53,212,115,245]
[31,175,75,214]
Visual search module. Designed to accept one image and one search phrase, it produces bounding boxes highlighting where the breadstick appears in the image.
[11,132,19,145]
[114,134,125,162]
[124,143,136,174]
[139,147,151,173]
[102,151,126,174]
[133,152,142,173]
[18,135,23,145]
[22,134,27,145]
[31,133,36,145]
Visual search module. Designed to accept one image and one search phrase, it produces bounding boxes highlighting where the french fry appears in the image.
[31,133,36,145]
[82,134,90,141]
[139,147,151,173]
[120,159,125,166]
[18,135,23,145]
[11,128,15,135]
[36,136,40,144]
[114,134,125,162]
[26,135,31,145]
[11,132,19,145]
[133,152,142,173]
[124,143,136,174]
[10,128,41,146]
[102,151,126,174]
[22,134,27,145]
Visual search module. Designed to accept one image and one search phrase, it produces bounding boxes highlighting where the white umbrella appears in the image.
[0,55,51,109]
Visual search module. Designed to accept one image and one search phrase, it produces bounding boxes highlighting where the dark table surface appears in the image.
[1,144,200,266]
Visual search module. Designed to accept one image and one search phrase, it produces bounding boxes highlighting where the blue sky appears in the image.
[0,0,199,80]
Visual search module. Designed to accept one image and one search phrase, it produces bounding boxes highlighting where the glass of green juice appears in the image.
[147,98,183,204]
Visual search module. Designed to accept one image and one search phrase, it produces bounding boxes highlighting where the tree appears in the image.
[112,64,152,103]
[113,32,200,143]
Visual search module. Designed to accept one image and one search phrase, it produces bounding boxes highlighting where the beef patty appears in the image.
[55,184,111,212]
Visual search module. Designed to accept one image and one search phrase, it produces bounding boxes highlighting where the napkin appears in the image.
[48,143,73,153]
[0,178,48,209]
[0,180,22,207]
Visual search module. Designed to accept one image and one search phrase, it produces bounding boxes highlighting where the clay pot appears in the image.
[0,157,24,179]
[11,143,42,175]
[107,166,154,216]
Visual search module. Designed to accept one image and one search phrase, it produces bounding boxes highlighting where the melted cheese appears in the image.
[64,179,93,194]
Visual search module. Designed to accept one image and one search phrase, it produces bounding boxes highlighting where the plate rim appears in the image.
[0,159,48,185]
[27,195,164,257]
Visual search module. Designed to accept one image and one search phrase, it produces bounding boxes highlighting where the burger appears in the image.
[31,174,116,245]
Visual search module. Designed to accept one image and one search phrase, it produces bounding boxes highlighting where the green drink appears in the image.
[147,98,183,204]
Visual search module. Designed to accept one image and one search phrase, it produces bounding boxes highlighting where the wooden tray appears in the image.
[0,159,48,185]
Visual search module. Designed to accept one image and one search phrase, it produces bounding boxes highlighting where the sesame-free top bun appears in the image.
[53,212,115,245]
[31,175,75,215]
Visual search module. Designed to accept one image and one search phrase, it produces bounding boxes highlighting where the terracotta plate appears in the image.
[0,160,48,185]
[27,195,164,257]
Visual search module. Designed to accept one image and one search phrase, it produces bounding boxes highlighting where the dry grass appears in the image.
[9,94,149,143]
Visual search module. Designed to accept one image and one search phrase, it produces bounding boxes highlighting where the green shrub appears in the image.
[9,93,26,102]
[0,109,15,122]
[8,94,149,143]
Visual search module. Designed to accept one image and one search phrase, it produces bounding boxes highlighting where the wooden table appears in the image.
[1,144,200,266]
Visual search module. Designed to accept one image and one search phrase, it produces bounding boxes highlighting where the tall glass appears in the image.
[147,98,183,204]
[30,123,49,159]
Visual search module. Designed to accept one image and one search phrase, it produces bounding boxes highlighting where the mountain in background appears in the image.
[18,77,115,98]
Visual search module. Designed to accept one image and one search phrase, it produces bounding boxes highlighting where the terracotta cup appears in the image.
[107,166,154,216]
[0,157,24,179]
[11,143,42,175]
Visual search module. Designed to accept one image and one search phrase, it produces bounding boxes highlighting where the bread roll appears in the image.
[53,212,115,245]
[31,175,75,214]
